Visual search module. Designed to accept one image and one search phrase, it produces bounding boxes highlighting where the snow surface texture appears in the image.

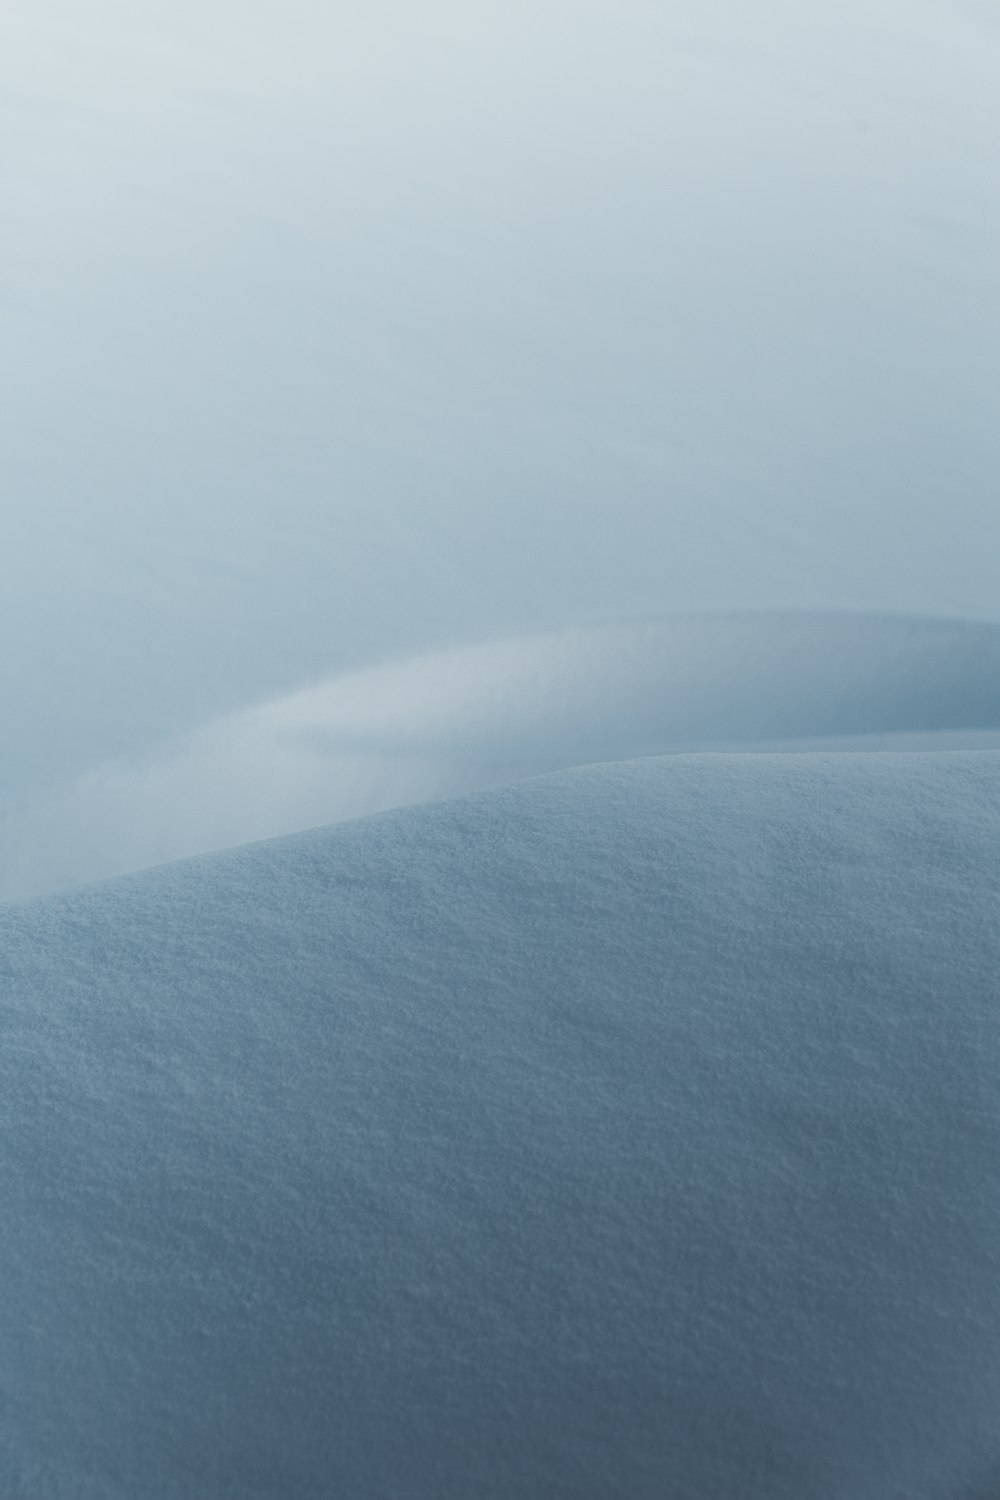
[2,752,1000,1499]
[5,2,1000,1494]
[4,610,1000,901]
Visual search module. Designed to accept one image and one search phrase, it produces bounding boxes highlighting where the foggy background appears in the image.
[3,0,998,888]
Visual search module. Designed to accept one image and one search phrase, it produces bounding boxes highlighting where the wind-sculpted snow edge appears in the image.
[4,610,1000,900]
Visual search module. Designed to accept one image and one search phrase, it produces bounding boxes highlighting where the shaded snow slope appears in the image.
[3,752,1000,1498]
[5,610,1000,900]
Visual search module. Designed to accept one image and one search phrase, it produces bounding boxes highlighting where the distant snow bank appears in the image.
[3,751,1000,1498]
[4,611,1000,899]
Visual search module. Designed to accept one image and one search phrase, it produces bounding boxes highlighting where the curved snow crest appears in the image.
[5,609,1000,900]
[264,609,1000,754]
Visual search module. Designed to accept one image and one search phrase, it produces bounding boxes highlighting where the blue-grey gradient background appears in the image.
[2,0,998,842]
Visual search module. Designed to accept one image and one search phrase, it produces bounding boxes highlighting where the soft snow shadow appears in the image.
[5,611,1000,899]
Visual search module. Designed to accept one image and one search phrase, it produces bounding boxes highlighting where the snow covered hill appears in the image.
[6,609,1000,901]
[3,751,999,1498]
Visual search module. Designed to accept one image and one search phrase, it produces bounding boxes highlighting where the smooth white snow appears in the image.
[4,610,1000,901]
[2,752,999,1498]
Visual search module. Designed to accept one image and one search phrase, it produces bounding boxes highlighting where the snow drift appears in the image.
[2,751,999,1498]
[5,610,1000,901]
